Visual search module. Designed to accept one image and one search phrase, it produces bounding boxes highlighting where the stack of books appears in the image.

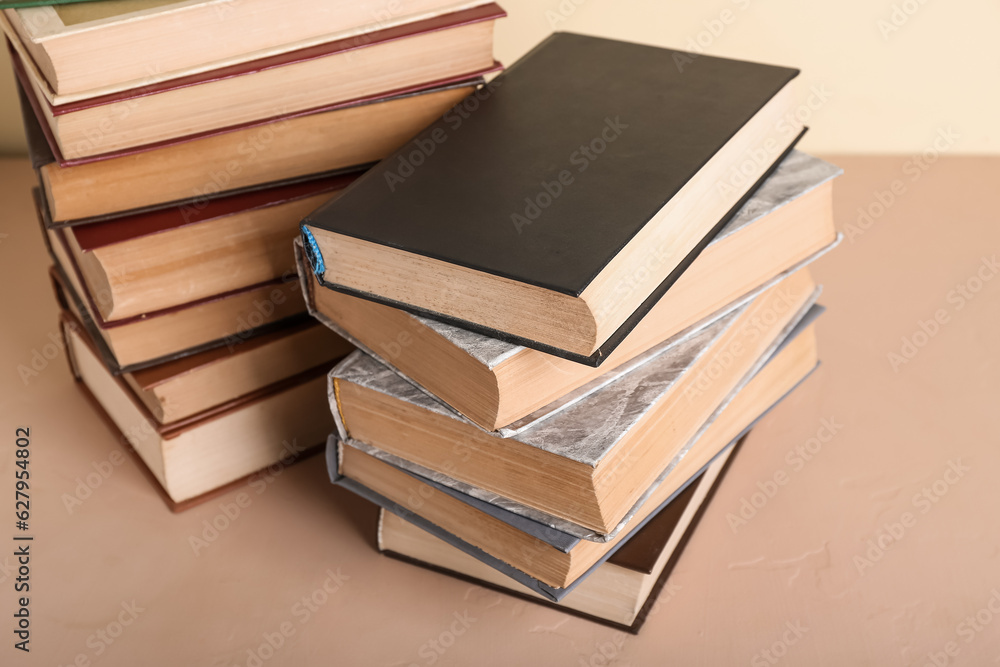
[3,0,505,509]
[299,33,842,630]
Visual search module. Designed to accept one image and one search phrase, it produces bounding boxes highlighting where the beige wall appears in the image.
[1,0,996,155]
[489,0,999,156]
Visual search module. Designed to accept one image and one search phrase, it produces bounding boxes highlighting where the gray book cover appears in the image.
[330,285,821,541]
[326,435,737,602]
[327,355,814,602]
[335,304,823,554]
[330,303,737,464]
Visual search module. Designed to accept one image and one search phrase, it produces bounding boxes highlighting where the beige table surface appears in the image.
[1,155,998,666]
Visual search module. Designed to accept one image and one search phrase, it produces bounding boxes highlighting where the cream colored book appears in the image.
[3,0,493,97]
[55,176,353,322]
[123,320,353,424]
[62,315,334,506]
[9,5,502,160]
[22,78,477,222]
[48,225,306,370]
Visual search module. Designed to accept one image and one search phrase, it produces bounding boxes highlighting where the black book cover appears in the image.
[303,32,802,365]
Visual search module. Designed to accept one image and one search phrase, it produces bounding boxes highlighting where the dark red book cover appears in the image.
[72,173,359,250]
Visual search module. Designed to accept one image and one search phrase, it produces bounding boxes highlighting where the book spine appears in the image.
[299,224,326,277]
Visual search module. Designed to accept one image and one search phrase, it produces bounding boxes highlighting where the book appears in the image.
[330,269,818,537]
[299,151,840,430]
[19,75,481,222]
[61,312,334,505]
[301,32,805,364]
[46,174,356,320]
[7,5,503,159]
[339,301,822,545]
[123,319,353,424]
[46,221,307,370]
[377,433,736,632]
[2,0,492,96]
[335,301,818,596]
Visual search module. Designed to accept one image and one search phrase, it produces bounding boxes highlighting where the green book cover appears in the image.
[0,1,109,8]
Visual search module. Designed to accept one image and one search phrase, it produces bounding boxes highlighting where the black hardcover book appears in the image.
[302,31,803,365]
